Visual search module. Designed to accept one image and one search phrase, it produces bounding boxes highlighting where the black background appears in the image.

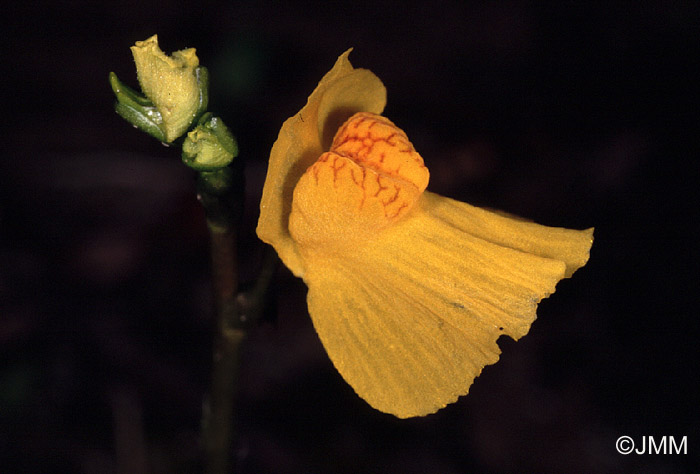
[2,1,698,472]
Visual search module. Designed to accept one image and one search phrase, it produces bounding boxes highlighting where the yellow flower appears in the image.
[131,35,202,142]
[257,50,593,418]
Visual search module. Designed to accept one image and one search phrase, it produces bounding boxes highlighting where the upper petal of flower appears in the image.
[256,50,387,277]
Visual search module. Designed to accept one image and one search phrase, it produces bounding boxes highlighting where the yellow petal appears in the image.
[256,50,387,277]
[131,35,200,142]
[304,192,592,417]
[420,192,594,277]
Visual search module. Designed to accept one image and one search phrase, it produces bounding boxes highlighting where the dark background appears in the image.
[2,1,698,473]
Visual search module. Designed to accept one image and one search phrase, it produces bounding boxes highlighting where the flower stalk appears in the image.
[203,223,244,474]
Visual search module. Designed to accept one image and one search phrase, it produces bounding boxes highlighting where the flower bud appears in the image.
[130,35,205,142]
[182,113,238,170]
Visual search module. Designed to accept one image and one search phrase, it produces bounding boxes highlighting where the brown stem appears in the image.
[204,225,245,474]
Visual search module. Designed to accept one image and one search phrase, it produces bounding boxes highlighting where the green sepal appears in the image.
[182,112,238,171]
[109,71,167,143]
[194,67,210,123]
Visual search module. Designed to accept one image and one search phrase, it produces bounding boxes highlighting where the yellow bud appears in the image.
[131,35,201,142]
